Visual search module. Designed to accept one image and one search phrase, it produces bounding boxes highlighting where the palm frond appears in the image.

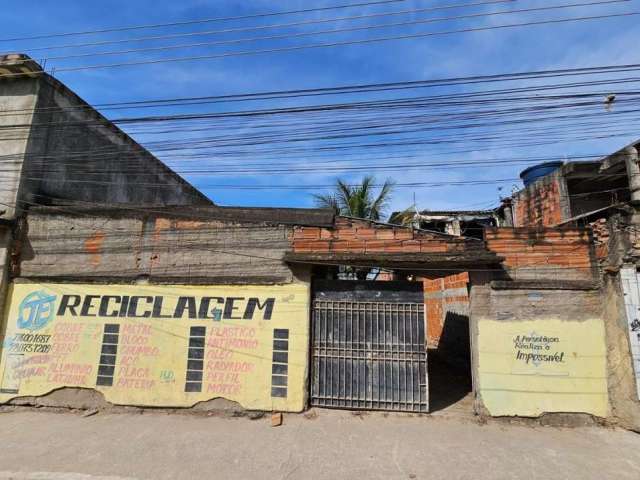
[369,178,395,221]
[313,193,340,214]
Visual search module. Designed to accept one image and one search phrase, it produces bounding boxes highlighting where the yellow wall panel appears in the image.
[0,282,310,412]
[477,318,608,417]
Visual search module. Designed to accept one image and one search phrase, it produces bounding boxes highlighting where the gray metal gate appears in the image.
[310,281,428,412]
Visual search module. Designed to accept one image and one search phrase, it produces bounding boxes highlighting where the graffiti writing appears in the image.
[513,333,565,366]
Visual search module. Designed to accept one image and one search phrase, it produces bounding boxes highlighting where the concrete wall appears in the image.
[0,73,211,223]
[0,225,11,322]
[604,272,640,431]
[2,209,312,411]
[0,281,310,412]
[0,77,39,219]
[16,211,296,284]
[470,283,608,418]
[18,76,211,211]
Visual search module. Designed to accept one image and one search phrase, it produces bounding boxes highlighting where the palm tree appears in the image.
[313,176,395,221]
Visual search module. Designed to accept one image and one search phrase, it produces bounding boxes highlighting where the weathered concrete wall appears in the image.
[0,225,12,322]
[16,211,295,284]
[470,283,608,418]
[0,77,39,218]
[604,273,640,431]
[18,76,211,210]
[0,281,310,412]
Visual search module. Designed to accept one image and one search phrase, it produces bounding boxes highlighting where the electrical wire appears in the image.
[0,0,411,43]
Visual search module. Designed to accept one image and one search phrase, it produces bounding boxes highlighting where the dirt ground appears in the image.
[0,408,638,480]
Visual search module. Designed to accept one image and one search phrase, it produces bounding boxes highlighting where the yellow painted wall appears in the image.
[477,318,608,417]
[0,282,310,412]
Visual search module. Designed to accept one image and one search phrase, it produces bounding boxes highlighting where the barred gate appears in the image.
[310,281,428,413]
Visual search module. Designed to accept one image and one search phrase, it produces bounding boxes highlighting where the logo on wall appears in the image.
[17,290,57,331]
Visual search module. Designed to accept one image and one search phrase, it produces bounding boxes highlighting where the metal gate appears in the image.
[310,280,428,412]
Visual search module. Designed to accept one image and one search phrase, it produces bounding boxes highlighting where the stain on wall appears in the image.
[477,318,608,418]
[0,282,310,412]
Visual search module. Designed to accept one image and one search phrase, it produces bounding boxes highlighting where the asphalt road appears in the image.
[0,409,638,480]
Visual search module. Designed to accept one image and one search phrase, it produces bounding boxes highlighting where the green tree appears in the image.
[313,176,395,221]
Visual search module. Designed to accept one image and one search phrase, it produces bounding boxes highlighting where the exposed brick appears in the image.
[293,240,330,252]
[400,240,422,253]
[393,229,414,240]
[364,240,390,252]
[331,240,356,252]
[383,242,408,253]
[293,227,321,240]
[335,229,357,241]
[374,229,395,240]
[354,228,377,240]
[320,228,334,240]
[419,242,448,253]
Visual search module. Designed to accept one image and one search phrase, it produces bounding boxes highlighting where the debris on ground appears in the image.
[271,412,283,427]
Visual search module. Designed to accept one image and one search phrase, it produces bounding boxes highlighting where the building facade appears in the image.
[0,55,637,430]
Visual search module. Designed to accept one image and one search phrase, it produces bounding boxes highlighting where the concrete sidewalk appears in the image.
[0,409,638,480]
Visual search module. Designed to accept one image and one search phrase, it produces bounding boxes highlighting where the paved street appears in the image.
[0,409,638,480]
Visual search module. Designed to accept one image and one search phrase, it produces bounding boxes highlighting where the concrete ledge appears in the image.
[490,280,599,291]
[285,251,503,269]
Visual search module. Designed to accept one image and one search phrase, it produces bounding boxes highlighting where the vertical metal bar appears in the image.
[402,303,407,410]
[354,300,359,407]
[407,304,416,410]
[349,300,353,408]
[311,302,316,403]
[373,302,377,410]
[322,302,327,406]
[383,303,388,408]
[328,301,333,408]
[342,301,347,408]
[392,303,397,410]
[423,303,428,412]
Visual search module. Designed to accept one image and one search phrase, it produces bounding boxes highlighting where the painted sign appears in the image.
[620,268,640,400]
[0,283,310,411]
[477,318,608,417]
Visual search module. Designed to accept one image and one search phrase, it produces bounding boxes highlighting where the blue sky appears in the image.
[2,0,639,214]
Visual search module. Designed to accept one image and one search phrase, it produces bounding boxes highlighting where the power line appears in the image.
[38,1,619,62]
[0,0,410,43]
[2,10,635,75]
[1,61,638,116]
[3,77,639,129]
[24,0,516,54]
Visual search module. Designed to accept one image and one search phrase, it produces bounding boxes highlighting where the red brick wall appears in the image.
[422,272,469,348]
[513,174,565,227]
[589,218,610,261]
[291,217,469,254]
[485,227,594,279]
